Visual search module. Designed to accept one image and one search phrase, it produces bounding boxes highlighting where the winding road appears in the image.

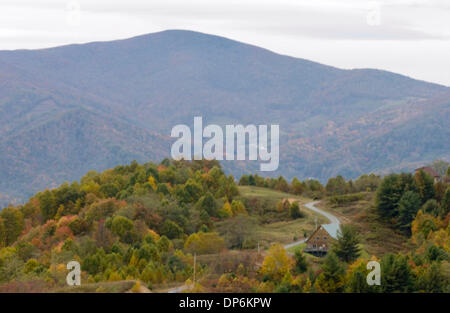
[167,200,340,292]
[283,200,340,249]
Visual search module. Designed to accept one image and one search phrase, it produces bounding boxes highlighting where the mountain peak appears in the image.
[0,31,448,206]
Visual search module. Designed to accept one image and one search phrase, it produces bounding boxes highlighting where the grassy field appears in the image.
[316,192,409,256]
[238,186,327,248]
[286,243,306,254]
[238,186,297,201]
[253,219,316,247]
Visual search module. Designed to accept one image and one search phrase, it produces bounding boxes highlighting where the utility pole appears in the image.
[257,241,260,255]
[193,253,196,285]
[315,217,318,230]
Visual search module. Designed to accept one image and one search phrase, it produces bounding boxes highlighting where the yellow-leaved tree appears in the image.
[184,232,225,255]
[260,243,293,281]
[222,201,233,217]
[231,200,247,216]
[148,176,157,191]
[411,210,440,241]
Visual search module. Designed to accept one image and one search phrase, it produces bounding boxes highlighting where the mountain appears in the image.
[0,29,449,206]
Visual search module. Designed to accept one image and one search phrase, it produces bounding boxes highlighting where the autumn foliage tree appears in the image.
[184,232,225,255]
[260,243,293,281]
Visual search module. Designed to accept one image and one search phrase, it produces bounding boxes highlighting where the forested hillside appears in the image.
[0,159,448,292]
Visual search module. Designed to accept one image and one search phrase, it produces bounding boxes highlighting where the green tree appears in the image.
[218,215,256,249]
[161,220,184,239]
[110,215,137,243]
[354,174,380,192]
[421,199,441,217]
[0,207,24,246]
[196,192,218,217]
[332,225,361,263]
[156,183,170,195]
[416,262,447,293]
[289,201,303,219]
[347,271,367,293]
[217,175,239,201]
[0,218,6,247]
[138,243,160,262]
[183,179,203,203]
[248,175,256,186]
[381,254,414,292]
[157,235,172,253]
[293,250,308,274]
[38,190,57,220]
[314,252,346,293]
[376,173,417,219]
[425,245,448,262]
[253,174,265,187]
[199,209,211,229]
[99,183,119,198]
[397,191,421,234]
[414,170,435,203]
[326,175,348,195]
[441,187,450,216]
[238,175,249,185]
[291,177,304,195]
[274,176,290,193]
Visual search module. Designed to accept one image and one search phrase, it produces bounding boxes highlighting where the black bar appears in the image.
[1,293,446,312]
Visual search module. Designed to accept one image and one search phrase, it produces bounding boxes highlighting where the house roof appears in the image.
[415,166,440,178]
[322,224,340,240]
[306,223,340,242]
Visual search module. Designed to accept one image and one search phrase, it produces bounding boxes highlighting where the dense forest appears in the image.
[0,159,449,292]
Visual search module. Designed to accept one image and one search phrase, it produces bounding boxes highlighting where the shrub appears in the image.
[328,193,365,206]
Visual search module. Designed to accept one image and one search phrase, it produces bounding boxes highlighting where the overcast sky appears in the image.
[1,0,449,86]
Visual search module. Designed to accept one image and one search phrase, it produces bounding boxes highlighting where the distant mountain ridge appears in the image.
[0,30,449,206]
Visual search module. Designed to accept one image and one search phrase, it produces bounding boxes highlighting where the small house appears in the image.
[304,224,340,257]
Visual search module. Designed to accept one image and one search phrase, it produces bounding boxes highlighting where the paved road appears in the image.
[283,200,340,249]
[304,200,340,225]
[284,238,307,249]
